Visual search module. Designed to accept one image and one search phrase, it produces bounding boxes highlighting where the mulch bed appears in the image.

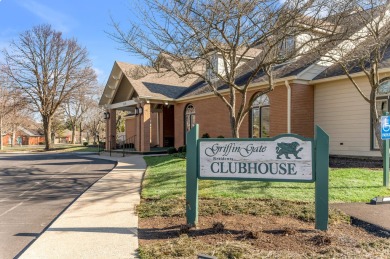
[330,156,382,169]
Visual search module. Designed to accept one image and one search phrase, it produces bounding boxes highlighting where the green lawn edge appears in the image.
[142,155,390,203]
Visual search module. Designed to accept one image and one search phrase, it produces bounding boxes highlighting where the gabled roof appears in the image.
[117,61,200,100]
[18,126,44,137]
[174,8,385,98]
[99,61,202,107]
[313,44,390,80]
[100,5,390,105]
[298,5,390,81]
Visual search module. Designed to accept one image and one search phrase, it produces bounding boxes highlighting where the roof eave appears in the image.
[99,61,123,106]
[310,67,390,84]
[176,76,297,102]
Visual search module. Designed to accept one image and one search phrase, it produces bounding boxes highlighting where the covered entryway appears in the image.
[99,61,194,153]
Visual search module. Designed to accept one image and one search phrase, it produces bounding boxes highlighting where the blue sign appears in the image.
[381,116,390,140]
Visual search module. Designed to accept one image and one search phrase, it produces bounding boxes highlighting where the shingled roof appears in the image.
[116,61,200,100]
[176,9,376,98]
[103,7,388,103]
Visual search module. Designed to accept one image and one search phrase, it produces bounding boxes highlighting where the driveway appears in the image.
[0,153,116,259]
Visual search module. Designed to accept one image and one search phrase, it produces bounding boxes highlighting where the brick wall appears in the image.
[150,112,158,147]
[174,92,254,148]
[291,83,314,138]
[125,117,137,144]
[2,134,45,145]
[28,136,45,145]
[173,84,314,148]
[268,85,288,136]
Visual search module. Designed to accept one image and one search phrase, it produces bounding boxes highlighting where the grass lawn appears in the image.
[142,155,390,203]
[139,155,390,258]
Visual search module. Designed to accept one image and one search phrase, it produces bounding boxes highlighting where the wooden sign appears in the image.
[186,125,329,231]
[198,136,313,182]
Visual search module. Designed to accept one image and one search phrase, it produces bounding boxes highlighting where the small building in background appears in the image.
[2,126,45,146]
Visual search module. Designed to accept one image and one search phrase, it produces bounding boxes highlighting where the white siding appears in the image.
[314,77,381,157]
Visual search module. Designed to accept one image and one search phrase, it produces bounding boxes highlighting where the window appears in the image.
[251,94,270,138]
[373,79,390,149]
[279,36,295,58]
[185,103,196,133]
[206,54,219,82]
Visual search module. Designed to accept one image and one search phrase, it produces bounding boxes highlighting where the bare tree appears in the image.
[0,69,28,150]
[83,85,106,144]
[51,110,67,144]
[6,97,31,147]
[318,1,390,155]
[83,102,105,144]
[62,83,96,144]
[2,24,96,150]
[109,0,349,137]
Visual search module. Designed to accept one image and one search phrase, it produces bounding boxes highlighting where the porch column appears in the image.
[105,111,110,150]
[106,109,116,150]
[159,111,164,147]
[140,103,151,152]
[135,113,140,151]
[135,103,151,152]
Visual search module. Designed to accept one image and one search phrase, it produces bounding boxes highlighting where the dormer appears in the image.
[205,48,260,82]
[205,53,223,82]
[279,36,296,59]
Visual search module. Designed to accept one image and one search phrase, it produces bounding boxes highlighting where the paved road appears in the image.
[0,153,116,259]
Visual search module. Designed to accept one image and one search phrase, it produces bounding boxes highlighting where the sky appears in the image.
[0,0,145,85]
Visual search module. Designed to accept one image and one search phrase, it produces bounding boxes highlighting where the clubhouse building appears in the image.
[99,10,390,158]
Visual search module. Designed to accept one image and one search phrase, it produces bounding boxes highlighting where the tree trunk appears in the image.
[229,106,239,138]
[374,121,383,155]
[233,124,240,138]
[71,124,76,144]
[370,87,384,157]
[0,116,3,151]
[11,127,15,147]
[79,121,82,144]
[371,95,384,156]
[229,107,243,138]
[42,114,52,150]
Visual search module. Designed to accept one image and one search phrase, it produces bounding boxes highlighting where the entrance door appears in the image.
[163,106,175,147]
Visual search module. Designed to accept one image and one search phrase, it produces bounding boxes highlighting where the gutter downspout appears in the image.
[285,80,291,134]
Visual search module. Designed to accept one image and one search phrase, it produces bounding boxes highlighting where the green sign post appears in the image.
[186,124,198,225]
[186,125,329,230]
[382,112,390,188]
[384,139,389,188]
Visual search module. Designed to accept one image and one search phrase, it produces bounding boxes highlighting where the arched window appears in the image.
[185,104,196,133]
[251,94,270,138]
[374,78,390,149]
[378,80,390,95]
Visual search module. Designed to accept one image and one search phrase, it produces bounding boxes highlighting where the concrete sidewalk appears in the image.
[19,153,146,259]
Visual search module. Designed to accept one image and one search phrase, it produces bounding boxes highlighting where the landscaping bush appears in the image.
[202,133,210,138]
[83,142,88,146]
[167,147,177,154]
[217,135,225,138]
[177,145,186,153]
